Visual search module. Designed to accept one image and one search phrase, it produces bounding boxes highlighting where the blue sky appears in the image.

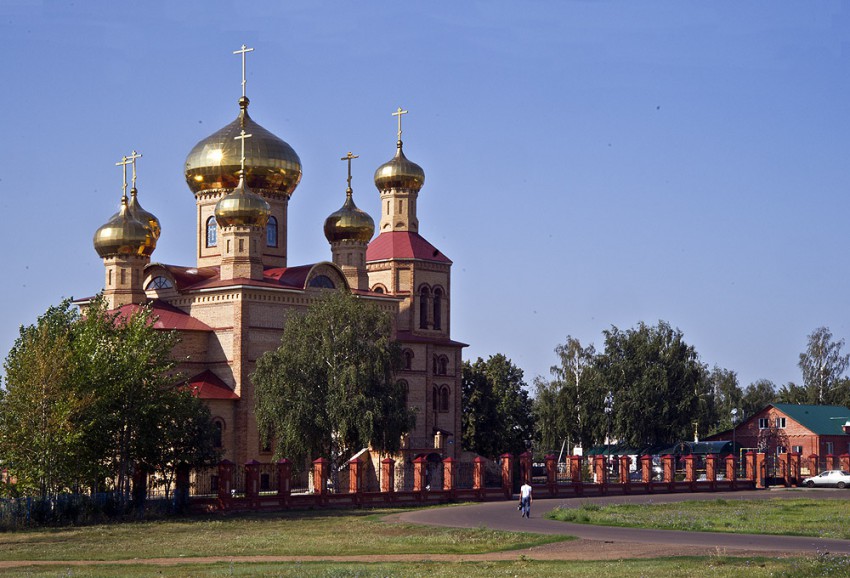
[1,1,849,391]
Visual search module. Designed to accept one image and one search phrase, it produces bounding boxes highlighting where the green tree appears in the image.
[707,366,743,434]
[462,354,533,458]
[253,290,414,471]
[1,296,220,503]
[547,336,604,453]
[798,327,850,405]
[0,301,88,499]
[147,389,220,501]
[596,321,709,448]
[742,379,777,417]
[72,298,185,499]
[532,376,565,456]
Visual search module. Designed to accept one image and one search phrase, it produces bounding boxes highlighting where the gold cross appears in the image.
[233,44,254,98]
[340,151,359,192]
[392,107,408,141]
[115,155,132,199]
[127,150,142,189]
[234,129,253,176]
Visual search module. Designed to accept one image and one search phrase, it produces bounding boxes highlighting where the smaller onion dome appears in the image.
[324,191,375,243]
[128,188,161,258]
[214,176,271,227]
[374,142,425,192]
[93,196,151,258]
[128,188,161,240]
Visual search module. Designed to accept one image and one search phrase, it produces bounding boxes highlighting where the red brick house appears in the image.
[710,404,850,474]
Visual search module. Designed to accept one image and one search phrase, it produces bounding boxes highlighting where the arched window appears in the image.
[403,349,414,370]
[206,216,218,248]
[308,275,335,289]
[372,285,385,294]
[398,379,410,398]
[433,288,442,330]
[440,386,450,412]
[266,216,278,247]
[419,286,430,329]
[145,276,173,290]
[432,354,438,375]
[212,420,224,449]
[439,356,449,375]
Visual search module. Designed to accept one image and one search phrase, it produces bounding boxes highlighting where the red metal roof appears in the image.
[148,264,219,291]
[112,300,214,332]
[366,232,451,264]
[187,370,240,400]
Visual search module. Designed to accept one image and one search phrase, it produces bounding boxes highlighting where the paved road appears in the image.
[396,489,850,555]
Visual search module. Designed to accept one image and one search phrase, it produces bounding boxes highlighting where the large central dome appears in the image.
[185,97,302,196]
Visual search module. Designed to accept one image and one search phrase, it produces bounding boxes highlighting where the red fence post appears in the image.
[790,453,801,487]
[519,452,532,485]
[545,454,556,493]
[778,452,790,487]
[413,457,427,493]
[381,458,395,494]
[443,457,455,492]
[619,455,631,487]
[277,459,291,504]
[313,458,328,495]
[808,454,820,477]
[500,453,513,499]
[683,454,695,484]
[662,455,674,484]
[755,453,766,488]
[245,460,260,502]
[705,454,717,485]
[349,457,361,495]
[640,454,653,485]
[593,455,607,487]
[473,457,485,491]
[744,452,755,481]
[725,454,736,485]
[826,454,837,471]
[569,455,582,484]
[218,460,233,508]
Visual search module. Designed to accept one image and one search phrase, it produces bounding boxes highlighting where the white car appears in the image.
[802,470,850,488]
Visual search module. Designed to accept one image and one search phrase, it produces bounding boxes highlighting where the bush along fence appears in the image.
[178,449,850,513]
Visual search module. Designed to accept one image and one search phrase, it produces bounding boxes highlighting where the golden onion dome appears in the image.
[214,176,271,227]
[93,196,151,258]
[128,187,161,246]
[324,191,375,244]
[185,97,302,196]
[374,142,425,192]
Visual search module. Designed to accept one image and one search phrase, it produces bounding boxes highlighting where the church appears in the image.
[86,46,466,467]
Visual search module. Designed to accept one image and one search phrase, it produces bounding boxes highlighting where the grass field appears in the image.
[0,501,848,576]
[2,555,849,577]
[546,497,850,539]
[0,508,564,561]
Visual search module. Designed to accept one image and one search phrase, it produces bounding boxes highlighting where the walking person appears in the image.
[519,481,532,518]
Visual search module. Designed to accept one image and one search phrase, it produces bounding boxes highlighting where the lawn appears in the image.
[0,500,848,576]
[2,555,850,577]
[547,497,850,539]
[0,507,566,562]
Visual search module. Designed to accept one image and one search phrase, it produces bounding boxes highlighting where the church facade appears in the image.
[87,48,465,467]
